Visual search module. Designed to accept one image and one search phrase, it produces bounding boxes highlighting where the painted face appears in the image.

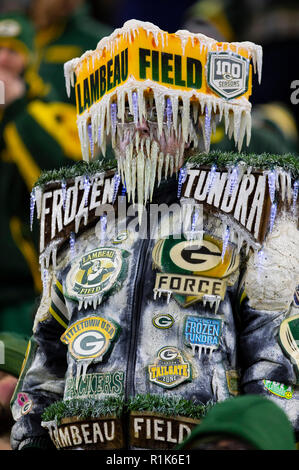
[0,47,26,76]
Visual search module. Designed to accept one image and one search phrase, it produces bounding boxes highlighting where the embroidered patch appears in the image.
[65,247,129,309]
[263,380,293,400]
[148,347,191,389]
[61,316,121,361]
[17,392,33,415]
[152,234,239,308]
[207,51,250,100]
[64,371,125,400]
[152,314,174,329]
[184,316,222,356]
[279,314,299,379]
[294,286,299,307]
[112,231,128,244]
[226,370,240,396]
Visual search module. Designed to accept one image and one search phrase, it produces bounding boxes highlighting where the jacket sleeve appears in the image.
[10,273,69,450]
[238,215,299,434]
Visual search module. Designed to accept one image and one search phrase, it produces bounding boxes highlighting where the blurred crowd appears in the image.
[0,0,298,451]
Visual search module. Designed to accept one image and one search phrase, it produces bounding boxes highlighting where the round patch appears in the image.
[112,231,128,244]
[65,247,128,307]
[0,19,21,37]
[169,240,221,272]
[152,314,174,329]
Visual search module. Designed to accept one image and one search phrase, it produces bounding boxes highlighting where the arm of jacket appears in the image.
[238,214,299,433]
[10,275,69,450]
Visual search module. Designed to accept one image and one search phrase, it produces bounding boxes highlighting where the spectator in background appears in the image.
[26,0,112,104]
[183,0,299,155]
[0,12,82,336]
[179,395,296,450]
[0,332,28,450]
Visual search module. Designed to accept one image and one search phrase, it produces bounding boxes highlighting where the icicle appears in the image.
[112,172,121,203]
[164,153,170,179]
[69,231,76,258]
[87,124,94,159]
[121,180,127,201]
[61,180,67,210]
[144,157,151,203]
[228,166,239,195]
[268,170,276,203]
[83,175,91,207]
[132,91,139,124]
[42,267,48,293]
[100,214,107,246]
[30,187,36,231]
[110,102,117,144]
[131,158,137,204]
[221,225,230,262]
[269,202,277,233]
[149,141,158,201]
[177,166,187,198]
[292,181,298,215]
[166,97,172,130]
[207,164,217,194]
[204,104,212,144]
[137,151,145,216]
[157,152,164,186]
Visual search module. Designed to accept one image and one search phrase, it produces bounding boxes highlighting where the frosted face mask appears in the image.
[64,19,262,206]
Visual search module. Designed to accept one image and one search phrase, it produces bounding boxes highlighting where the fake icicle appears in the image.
[30,187,36,231]
[202,294,222,314]
[221,225,230,262]
[293,181,298,216]
[69,232,76,258]
[269,202,277,233]
[83,175,91,207]
[112,172,121,203]
[267,170,276,203]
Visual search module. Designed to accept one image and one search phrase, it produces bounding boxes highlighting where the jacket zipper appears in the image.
[124,236,149,402]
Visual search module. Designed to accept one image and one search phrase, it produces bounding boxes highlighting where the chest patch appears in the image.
[65,247,129,309]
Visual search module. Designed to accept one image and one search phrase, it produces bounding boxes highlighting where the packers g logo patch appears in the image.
[148,347,191,389]
[279,314,299,380]
[152,234,239,308]
[61,316,120,361]
[65,247,129,309]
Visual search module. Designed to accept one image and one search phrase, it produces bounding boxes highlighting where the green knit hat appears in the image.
[0,332,29,378]
[0,12,35,64]
[179,395,296,450]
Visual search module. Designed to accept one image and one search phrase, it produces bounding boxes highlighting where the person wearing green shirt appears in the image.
[0,12,83,336]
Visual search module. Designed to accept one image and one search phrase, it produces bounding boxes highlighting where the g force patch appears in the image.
[61,316,121,361]
[65,247,129,309]
[148,347,191,389]
[152,234,239,309]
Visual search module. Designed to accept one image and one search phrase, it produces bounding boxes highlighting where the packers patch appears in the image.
[207,51,250,100]
[263,380,293,400]
[152,234,239,309]
[148,347,191,389]
[112,231,128,244]
[152,314,174,329]
[184,316,223,357]
[294,286,299,308]
[279,314,299,381]
[65,247,129,309]
[61,316,120,362]
[64,371,125,400]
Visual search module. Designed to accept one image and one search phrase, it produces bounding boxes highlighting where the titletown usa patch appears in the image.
[152,234,239,308]
[148,347,191,389]
[65,247,129,309]
[61,316,120,362]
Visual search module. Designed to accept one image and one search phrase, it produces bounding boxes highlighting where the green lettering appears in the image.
[139,48,151,79]
[90,69,99,104]
[113,54,121,87]
[161,52,173,84]
[121,48,128,81]
[174,55,186,87]
[76,83,84,114]
[107,59,113,91]
[99,65,106,97]
[152,50,159,81]
[83,78,91,109]
[187,57,202,89]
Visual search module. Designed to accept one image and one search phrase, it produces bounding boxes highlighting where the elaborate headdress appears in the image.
[64,20,262,206]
